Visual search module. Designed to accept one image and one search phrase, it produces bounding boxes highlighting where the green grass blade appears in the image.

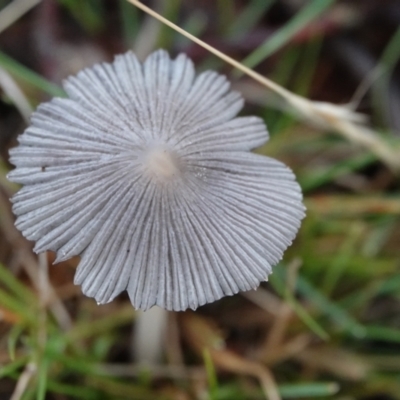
[0,356,29,378]
[279,382,340,398]
[270,267,330,340]
[293,37,323,96]
[66,306,134,342]
[47,381,98,399]
[372,25,400,127]
[44,352,96,375]
[0,263,35,302]
[297,276,366,338]
[203,348,218,400]
[286,295,330,340]
[321,223,364,296]
[36,358,49,400]
[56,0,105,34]
[228,0,275,38]
[364,325,400,343]
[377,274,400,296]
[0,288,35,321]
[176,11,208,48]
[300,153,375,192]
[0,51,66,98]
[217,0,235,35]
[119,0,140,47]
[239,0,335,71]
[8,323,26,361]
[156,0,182,49]
[263,39,321,134]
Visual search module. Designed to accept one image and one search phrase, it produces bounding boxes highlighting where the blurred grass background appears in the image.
[1,0,400,399]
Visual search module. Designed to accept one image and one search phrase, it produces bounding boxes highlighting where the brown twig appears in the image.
[10,362,36,400]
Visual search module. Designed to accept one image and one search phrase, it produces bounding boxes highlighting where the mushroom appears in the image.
[7,50,305,311]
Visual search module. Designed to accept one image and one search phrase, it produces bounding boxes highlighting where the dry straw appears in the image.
[127,0,400,173]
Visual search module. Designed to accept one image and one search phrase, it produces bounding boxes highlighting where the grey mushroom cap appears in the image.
[7,50,305,311]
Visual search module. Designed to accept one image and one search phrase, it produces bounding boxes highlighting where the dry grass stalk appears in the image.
[181,313,282,400]
[306,195,400,216]
[10,361,37,400]
[0,67,31,122]
[0,0,41,34]
[127,0,400,173]
[241,288,282,316]
[295,345,370,381]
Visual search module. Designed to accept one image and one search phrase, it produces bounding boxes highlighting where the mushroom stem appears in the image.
[132,307,168,365]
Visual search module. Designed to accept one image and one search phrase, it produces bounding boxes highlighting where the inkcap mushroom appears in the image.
[8,50,305,311]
